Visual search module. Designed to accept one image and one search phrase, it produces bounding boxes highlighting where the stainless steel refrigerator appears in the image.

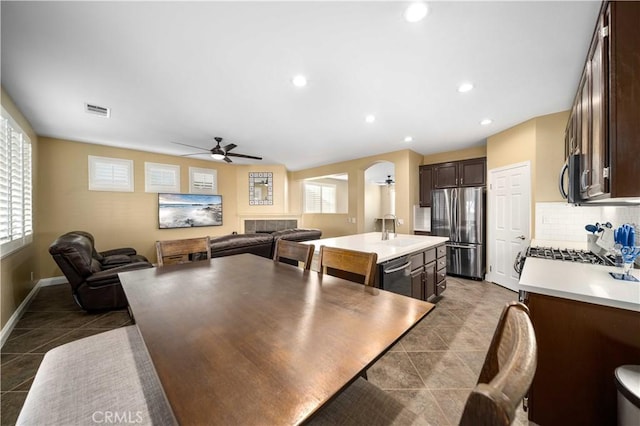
[431,187,485,279]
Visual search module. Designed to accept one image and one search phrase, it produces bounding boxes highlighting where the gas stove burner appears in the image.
[525,246,614,266]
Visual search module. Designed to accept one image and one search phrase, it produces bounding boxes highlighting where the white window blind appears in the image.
[189,167,217,194]
[145,162,180,193]
[88,156,134,192]
[1,107,33,257]
[304,182,337,213]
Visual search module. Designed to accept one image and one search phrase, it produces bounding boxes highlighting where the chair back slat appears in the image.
[156,237,211,267]
[459,302,537,426]
[273,239,314,270]
[318,246,378,286]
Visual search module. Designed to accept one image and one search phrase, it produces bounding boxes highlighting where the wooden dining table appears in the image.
[119,253,435,425]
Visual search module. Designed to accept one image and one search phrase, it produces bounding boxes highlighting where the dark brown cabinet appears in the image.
[565,1,640,201]
[433,162,458,188]
[525,292,640,425]
[410,268,423,300]
[418,165,433,207]
[435,244,447,296]
[408,244,446,301]
[419,158,486,207]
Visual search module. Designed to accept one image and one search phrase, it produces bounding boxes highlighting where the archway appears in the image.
[363,161,395,233]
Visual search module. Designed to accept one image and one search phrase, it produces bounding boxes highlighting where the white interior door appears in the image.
[487,162,531,291]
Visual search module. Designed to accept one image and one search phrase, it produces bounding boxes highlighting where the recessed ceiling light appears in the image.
[458,83,474,93]
[480,118,493,126]
[365,115,376,123]
[404,2,429,23]
[404,136,413,142]
[292,75,307,87]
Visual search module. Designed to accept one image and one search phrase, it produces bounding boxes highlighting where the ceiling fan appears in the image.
[375,175,395,186]
[173,137,262,163]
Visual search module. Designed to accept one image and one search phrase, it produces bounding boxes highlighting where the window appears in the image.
[304,182,337,213]
[1,107,33,257]
[88,155,134,192]
[145,162,180,193]
[189,167,217,194]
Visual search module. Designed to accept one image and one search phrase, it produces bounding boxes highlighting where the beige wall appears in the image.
[1,88,40,329]
[535,111,569,202]
[423,145,487,165]
[36,137,293,279]
[485,110,570,279]
[290,149,423,236]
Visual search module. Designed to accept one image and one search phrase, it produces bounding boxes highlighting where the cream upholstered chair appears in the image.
[155,237,211,266]
[318,246,378,286]
[273,239,314,270]
[309,302,537,426]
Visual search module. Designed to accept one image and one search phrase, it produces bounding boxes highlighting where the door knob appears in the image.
[516,235,526,240]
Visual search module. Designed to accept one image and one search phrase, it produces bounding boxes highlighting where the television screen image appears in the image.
[158,193,222,229]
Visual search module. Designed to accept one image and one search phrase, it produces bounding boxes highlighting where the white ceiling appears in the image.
[2,1,601,180]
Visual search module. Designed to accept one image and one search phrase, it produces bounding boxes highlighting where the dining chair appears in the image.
[273,239,315,270]
[459,301,537,425]
[155,237,211,267]
[318,246,378,286]
[309,301,537,425]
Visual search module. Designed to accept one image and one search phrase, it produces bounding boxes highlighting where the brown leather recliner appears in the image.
[49,233,153,311]
[65,231,149,268]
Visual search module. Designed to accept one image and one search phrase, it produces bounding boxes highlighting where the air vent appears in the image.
[85,103,110,118]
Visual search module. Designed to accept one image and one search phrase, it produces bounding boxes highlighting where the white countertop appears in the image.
[302,232,449,263]
[519,257,640,312]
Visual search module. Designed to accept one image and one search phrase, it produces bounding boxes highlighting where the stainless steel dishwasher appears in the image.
[379,256,412,297]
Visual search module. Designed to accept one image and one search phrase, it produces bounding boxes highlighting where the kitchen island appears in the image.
[519,258,640,426]
[303,232,449,301]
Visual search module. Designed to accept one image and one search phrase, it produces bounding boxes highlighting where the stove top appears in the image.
[526,246,614,266]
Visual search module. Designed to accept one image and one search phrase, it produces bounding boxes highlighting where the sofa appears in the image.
[209,228,321,260]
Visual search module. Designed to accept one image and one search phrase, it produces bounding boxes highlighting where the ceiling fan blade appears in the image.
[180,152,208,157]
[222,143,237,152]
[223,156,233,163]
[226,152,263,160]
[171,141,210,151]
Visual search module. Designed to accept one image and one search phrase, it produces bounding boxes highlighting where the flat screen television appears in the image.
[158,193,223,229]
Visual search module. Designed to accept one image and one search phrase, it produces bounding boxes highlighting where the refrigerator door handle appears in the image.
[450,188,457,241]
[447,243,477,249]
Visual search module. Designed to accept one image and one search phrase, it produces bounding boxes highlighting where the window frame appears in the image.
[145,162,181,193]
[88,155,134,192]
[189,167,217,194]
[0,106,33,258]
[303,181,338,214]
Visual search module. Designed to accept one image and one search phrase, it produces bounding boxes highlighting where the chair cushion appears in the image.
[17,326,176,426]
[308,377,427,425]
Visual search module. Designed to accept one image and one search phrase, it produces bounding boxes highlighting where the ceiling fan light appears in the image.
[211,153,225,160]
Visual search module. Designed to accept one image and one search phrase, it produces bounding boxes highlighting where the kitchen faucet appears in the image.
[382,214,397,240]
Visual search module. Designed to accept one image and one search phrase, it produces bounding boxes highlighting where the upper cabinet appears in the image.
[419,157,486,206]
[419,166,434,207]
[566,1,640,202]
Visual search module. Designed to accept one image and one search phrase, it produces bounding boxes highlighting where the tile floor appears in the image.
[1,277,528,425]
[1,284,133,426]
[367,276,529,425]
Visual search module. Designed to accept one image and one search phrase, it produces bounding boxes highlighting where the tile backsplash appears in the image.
[535,202,640,243]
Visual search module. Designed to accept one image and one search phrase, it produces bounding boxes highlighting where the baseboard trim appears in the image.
[0,276,68,347]
[38,276,68,287]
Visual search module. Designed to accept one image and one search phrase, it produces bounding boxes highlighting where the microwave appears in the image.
[559,154,582,204]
